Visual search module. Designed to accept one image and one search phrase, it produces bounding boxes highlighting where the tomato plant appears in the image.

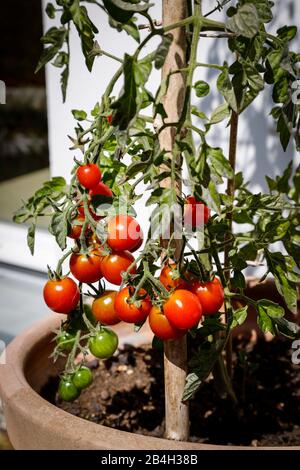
[43,277,80,314]
[16,0,300,442]
[115,287,151,324]
[92,290,120,325]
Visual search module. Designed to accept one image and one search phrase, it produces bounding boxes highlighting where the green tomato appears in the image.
[72,366,93,390]
[88,328,118,359]
[58,377,80,402]
[57,331,76,352]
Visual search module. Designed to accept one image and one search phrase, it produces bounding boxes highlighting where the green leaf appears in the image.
[134,56,152,85]
[207,147,234,179]
[277,160,292,193]
[277,26,297,42]
[72,109,88,121]
[111,54,137,130]
[226,4,260,38]
[108,0,153,13]
[46,2,56,19]
[52,51,69,68]
[217,68,238,112]
[154,34,173,69]
[209,102,230,125]
[231,305,248,329]
[35,27,68,73]
[27,223,36,255]
[50,212,68,251]
[257,299,284,334]
[103,0,134,23]
[194,80,210,98]
[265,250,297,312]
[273,317,300,340]
[183,340,223,401]
[69,2,98,71]
[239,0,273,23]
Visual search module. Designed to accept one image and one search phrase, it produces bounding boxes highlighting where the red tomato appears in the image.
[191,277,224,316]
[184,196,210,229]
[163,289,202,330]
[107,114,113,125]
[89,182,113,198]
[129,235,143,252]
[43,277,80,314]
[149,306,185,340]
[106,215,143,252]
[114,287,151,324]
[92,291,120,326]
[101,251,136,285]
[77,164,102,190]
[68,216,85,240]
[69,250,103,283]
[159,262,189,291]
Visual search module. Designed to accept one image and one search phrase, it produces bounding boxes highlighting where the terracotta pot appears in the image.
[0,280,299,450]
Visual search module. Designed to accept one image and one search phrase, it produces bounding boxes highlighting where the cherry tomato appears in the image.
[43,277,80,314]
[129,235,143,253]
[92,290,120,326]
[114,287,151,324]
[77,164,102,190]
[192,277,224,316]
[159,262,189,291]
[88,328,118,359]
[69,250,103,283]
[77,202,101,222]
[58,377,80,402]
[57,331,76,351]
[101,251,136,285]
[163,289,202,330]
[68,216,86,240]
[106,214,143,252]
[89,181,113,198]
[149,306,185,340]
[184,196,210,229]
[72,366,93,390]
[107,114,113,125]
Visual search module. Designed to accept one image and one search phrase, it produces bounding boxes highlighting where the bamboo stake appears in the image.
[159,0,189,441]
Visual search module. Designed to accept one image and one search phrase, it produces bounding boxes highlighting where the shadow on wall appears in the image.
[197,0,299,192]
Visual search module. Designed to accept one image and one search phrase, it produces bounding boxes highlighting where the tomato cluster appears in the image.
[43,177,222,402]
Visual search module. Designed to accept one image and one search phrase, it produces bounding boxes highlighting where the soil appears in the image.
[42,336,300,447]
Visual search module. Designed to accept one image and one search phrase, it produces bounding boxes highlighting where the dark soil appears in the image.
[41,337,300,447]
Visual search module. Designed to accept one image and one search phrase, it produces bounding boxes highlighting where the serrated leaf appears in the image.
[111,54,137,130]
[69,2,98,71]
[154,34,173,69]
[35,27,67,73]
[209,102,230,125]
[277,25,297,42]
[231,305,248,329]
[273,317,300,340]
[183,341,223,401]
[50,212,68,250]
[226,4,260,39]
[194,80,210,98]
[208,147,234,179]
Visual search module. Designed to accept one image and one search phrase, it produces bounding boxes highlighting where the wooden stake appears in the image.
[159,0,189,441]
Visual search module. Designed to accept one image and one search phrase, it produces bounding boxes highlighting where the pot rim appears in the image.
[0,313,299,450]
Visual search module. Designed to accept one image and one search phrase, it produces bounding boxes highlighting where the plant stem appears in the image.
[56,249,73,277]
[196,62,225,70]
[224,110,239,378]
